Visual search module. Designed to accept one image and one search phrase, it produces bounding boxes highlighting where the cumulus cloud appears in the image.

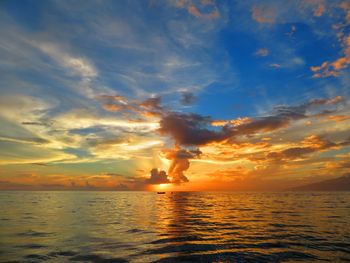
[145,168,170,184]
[158,112,232,146]
[153,95,347,184]
[163,148,202,184]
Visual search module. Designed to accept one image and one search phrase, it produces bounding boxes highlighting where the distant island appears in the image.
[290,174,350,191]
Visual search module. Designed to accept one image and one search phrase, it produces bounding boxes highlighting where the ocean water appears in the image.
[0,192,350,262]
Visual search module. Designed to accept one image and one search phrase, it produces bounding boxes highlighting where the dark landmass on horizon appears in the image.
[290,174,350,191]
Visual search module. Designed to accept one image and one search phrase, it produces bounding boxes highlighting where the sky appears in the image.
[0,0,349,191]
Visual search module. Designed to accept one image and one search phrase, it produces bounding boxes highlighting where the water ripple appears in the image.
[0,191,350,262]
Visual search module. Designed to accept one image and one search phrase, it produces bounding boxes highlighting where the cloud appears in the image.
[54,108,159,132]
[34,41,105,98]
[188,5,220,19]
[0,141,75,165]
[0,180,32,190]
[266,135,336,161]
[172,0,220,19]
[340,1,350,24]
[0,136,49,145]
[145,168,170,184]
[309,95,344,105]
[154,95,348,185]
[158,112,232,146]
[269,57,304,69]
[21,121,50,127]
[158,96,344,146]
[251,5,276,24]
[139,96,163,111]
[0,172,138,190]
[91,138,163,160]
[180,91,196,106]
[269,63,282,68]
[310,3,350,78]
[327,115,350,122]
[36,42,97,78]
[0,95,55,122]
[254,48,269,57]
[115,183,130,191]
[301,0,326,17]
[98,94,164,118]
[1,1,349,190]
[310,37,350,77]
[163,148,202,184]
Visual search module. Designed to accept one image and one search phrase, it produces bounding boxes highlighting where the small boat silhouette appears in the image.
[157,192,165,194]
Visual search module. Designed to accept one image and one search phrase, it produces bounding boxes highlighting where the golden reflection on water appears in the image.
[0,191,350,262]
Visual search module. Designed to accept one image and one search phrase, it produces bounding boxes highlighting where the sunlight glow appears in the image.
[158,184,169,190]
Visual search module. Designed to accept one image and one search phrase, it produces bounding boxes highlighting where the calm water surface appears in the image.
[0,191,350,262]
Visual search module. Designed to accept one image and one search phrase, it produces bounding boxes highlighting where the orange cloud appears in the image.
[327,115,350,122]
[188,5,202,17]
[311,35,350,77]
[251,5,276,24]
[314,4,325,16]
[310,2,350,78]
[265,135,341,162]
[211,117,251,127]
[173,0,220,19]
[98,94,164,119]
[340,1,350,24]
[301,0,326,17]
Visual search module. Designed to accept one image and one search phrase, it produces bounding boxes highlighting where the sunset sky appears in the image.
[0,0,349,191]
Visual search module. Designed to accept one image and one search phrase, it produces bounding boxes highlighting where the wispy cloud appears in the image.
[254,48,269,57]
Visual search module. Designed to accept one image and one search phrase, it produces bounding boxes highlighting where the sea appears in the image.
[0,191,349,262]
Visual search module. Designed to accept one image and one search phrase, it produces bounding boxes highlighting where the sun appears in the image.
[157,183,169,190]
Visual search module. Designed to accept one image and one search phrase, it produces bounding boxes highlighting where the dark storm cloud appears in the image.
[158,112,232,146]
[158,96,345,146]
[145,168,170,184]
[158,109,300,146]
